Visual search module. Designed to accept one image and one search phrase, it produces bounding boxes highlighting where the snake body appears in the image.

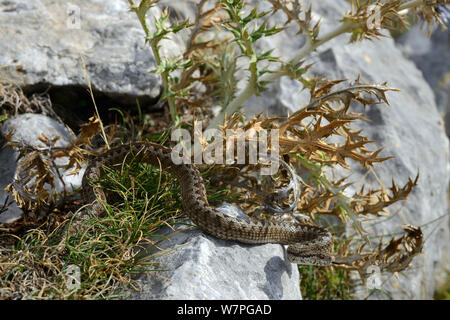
[81,142,332,266]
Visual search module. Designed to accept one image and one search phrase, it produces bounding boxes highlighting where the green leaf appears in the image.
[242,7,259,25]
[137,0,157,14]
[170,20,193,33]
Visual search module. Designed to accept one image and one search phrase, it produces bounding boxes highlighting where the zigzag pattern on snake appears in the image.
[81,141,333,266]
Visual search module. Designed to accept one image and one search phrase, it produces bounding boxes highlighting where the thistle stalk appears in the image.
[207,0,442,130]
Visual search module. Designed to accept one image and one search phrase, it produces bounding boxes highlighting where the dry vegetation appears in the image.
[1,0,448,299]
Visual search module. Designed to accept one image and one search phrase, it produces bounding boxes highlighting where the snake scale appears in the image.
[81,141,333,266]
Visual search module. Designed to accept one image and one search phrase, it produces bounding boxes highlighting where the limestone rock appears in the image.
[0,113,84,224]
[126,210,301,300]
[0,0,162,105]
[396,24,450,136]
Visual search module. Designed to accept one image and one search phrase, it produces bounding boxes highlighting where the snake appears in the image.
[81,141,333,266]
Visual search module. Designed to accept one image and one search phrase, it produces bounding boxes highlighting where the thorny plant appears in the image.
[3,116,108,216]
[125,0,445,285]
[0,86,183,299]
[0,81,61,122]
[0,0,448,299]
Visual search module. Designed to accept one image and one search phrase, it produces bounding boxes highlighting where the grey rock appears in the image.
[0,0,162,105]
[0,113,84,224]
[396,24,450,136]
[215,202,251,221]
[0,146,22,224]
[125,205,301,300]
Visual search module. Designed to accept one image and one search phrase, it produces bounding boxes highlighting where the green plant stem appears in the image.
[295,154,368,238]
[207,21,355,130]
[150,41,179,126]
[128,0,179,126]
[206,0,432,130]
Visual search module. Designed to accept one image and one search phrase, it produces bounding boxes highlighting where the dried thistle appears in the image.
[333,225,424,282]
[3,116,105,217]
